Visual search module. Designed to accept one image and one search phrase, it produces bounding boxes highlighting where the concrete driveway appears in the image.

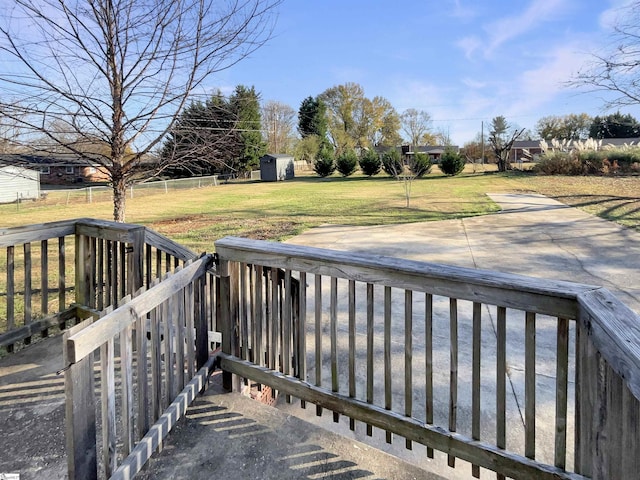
[279,193,640,479]
[287,193,640,313]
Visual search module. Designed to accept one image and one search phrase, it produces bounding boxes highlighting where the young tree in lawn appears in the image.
[488,116,524,172]
[0,0,280,222]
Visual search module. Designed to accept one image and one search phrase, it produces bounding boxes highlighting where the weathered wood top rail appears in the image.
[215,236,599,318]
[66,254,213,364]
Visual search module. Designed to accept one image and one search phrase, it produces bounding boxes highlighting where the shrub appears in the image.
[359,149,382,176]
[410,152,432,178]
[382,149,403,177]
[335,150,358,177]
[438,149,465,176]
[313,145,336,177]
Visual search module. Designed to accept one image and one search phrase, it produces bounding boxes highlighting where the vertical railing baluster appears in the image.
[58,237,65,321]
[315,274,322,417]
[348,279,356,431]
[6,246,15,351]
[405,289,413,450]
[384,285,392,444]
[240,263,249,362]
[163,298,173,406]
[175,289,186,392]
[555,317,569,469]
[150,302,162,423]
[121,323,134,455]
[185,281,195,380]
[425,292,434,458]
[41,239,49,329]
[298,271,307,408]
[271,268,280,373]
[97,239,104,311]
[472,301,482,478]
[24,242,32,340]
[449,297,458,467]
[497,306,507,480]
[255,266,264,367]
[366,283,374,437]
[525,311,536,460]
[283,269,292,403]
[101,338,117,478]
[119,242,126,301]
[330,276,339,422]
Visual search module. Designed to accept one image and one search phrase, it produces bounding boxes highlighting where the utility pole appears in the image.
[481,121,484,166]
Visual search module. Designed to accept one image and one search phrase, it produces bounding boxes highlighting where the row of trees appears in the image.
[534,112,640,141]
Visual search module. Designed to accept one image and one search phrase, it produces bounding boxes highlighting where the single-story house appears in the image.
[511,140,544,162]
[401,145,460,163]
[0,166,40,203]
[0,153,110,185]
[259,154,294,181]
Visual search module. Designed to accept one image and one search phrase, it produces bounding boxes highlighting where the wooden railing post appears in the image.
[576,289,640,479]
[64,318,97,480]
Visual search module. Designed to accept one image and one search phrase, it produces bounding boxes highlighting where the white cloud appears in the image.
[506,43,593,117]
[449,0,477,20]
[456,0,573,59]
[457,36,482,60]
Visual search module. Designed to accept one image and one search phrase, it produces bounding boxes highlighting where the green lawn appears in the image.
[1,168,639,252]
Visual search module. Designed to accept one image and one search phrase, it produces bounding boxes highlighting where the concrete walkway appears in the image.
[1,193,638,479]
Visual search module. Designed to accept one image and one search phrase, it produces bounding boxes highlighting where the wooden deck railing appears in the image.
[214,236,640,480]
[64,254,216,480]
[0,218,202,351]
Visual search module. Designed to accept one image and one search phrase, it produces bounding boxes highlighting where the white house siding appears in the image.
[0,166,40,203]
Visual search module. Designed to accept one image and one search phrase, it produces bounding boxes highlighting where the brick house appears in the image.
[0,153,110,185]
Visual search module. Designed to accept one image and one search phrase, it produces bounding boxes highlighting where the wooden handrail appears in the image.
[215,236,599,318]
[66,254,213,364]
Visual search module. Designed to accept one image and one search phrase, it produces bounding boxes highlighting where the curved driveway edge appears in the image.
[287,193,640,313]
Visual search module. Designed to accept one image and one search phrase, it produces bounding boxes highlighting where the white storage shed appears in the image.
[0,166,41,204]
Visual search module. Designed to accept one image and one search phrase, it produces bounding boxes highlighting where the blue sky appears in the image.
[212,0,640,145]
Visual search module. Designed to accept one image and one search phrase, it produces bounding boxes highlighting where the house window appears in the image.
[40,166,50,174]
[65,166,74,174]
[88,166,96,174]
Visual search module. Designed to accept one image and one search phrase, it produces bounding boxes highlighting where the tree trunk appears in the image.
[112,174,126,222]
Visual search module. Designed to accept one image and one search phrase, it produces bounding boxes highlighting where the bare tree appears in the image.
[400,109,433,148]
[488,116,524,172]
[0,0,280,221]
[571,1,640,109]
[261,100,296,154]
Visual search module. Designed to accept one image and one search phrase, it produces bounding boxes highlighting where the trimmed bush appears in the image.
[313,145,336,177]
[410,152,432,178]
[438,149,466,176]
[336,150,358,177]
[359,149,382,176]
[382,149,403,177]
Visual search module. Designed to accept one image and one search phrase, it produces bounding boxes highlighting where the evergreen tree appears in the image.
[298,96,328,138]
[231,85,266,174]
[161,92,240,177]
[589,112,640,138]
